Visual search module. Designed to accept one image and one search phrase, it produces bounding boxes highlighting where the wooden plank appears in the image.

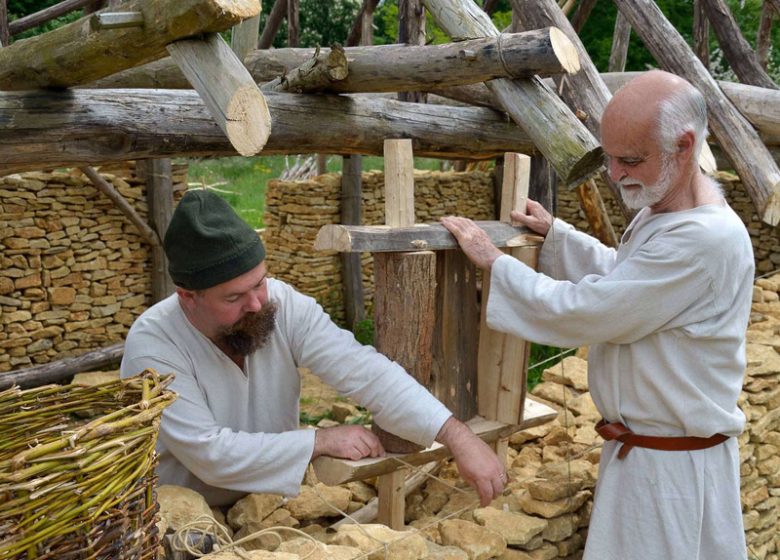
[422,0,603,188]
[313,400,557,485]
[167,33,271,156]
[613,0,780,226]
[478,153,533,425]
[0,0,261,90]
[432,249,479,421]
[0,90,538,175]
[314,222,537,253]
[231,14,261,62]
[377,470,406,529]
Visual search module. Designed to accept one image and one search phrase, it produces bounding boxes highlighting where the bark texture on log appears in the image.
[700,0,777,89]
[0,89,536,174]
[613,0,780,226]
[423,0,603,187]
[0,0,261,90]
[0,343,124,389]
[92,30,579,91]
[260,45,348,93]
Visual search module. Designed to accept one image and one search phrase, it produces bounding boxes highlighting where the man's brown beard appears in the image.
[217,301,277,357]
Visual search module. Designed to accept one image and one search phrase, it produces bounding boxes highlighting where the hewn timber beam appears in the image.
[0,343,124,389]
[167,33,270,156]
[421,0,603,188]
[0,0,260,90]
[93,29,579,91]
[0,89,535,175]
[613,0,780,226]
[314,222,540,253]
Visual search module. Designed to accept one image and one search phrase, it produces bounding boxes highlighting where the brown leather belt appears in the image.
[595,419,729,459]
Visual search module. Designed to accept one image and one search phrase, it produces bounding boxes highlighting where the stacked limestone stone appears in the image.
[263,170,494,325]
[0,164,186,372]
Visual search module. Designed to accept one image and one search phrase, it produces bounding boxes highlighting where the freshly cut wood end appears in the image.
[549,27,580,75]
[762,182,780,227]
[314,225,352,252]
[225,85,271,155]
[698,142,717,175]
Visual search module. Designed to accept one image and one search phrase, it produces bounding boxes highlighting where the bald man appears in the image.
[441,70,753,559]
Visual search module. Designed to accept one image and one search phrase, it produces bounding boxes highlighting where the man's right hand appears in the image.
[312,425,385,461]
[510,199,553,238]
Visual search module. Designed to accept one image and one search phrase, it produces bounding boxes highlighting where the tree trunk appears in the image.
[0,343,124,389]
[614,0,780,226]
[422,0,603,188]
[699,0,778,89]
[0,0,261,90]
[258,0,286,49]
[93,29,579,91]
[0,90,538,175]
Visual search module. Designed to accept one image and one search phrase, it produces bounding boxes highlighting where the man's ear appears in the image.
[176,287,197,306]
[676,130,696,161]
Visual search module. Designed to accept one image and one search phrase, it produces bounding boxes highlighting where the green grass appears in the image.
[185,155,447,229]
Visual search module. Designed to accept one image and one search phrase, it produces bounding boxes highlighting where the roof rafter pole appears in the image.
[287,0,298,47]
[258,0,286,49]
[608,11,630,72]
[0,0,9,46]
[757,0,775,70]
[0,0,261,90]
[613,0,780,226]
[0,89,536,174]
[570,0,596,33]
[693,0,710,69]
[8,0,96,36]
[699,0,777,89]
[95,29,580,90]
[167,33,271,156]
[421,0,604,188]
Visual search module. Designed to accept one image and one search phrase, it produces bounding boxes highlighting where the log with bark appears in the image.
[422,0,603,187]
[0,343,124,389]
[92,29,579,91]
[0,89,537,175]
[609,0,780,225]
[0,0,261,90]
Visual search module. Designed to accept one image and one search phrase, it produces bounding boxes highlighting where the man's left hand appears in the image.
[435,416,506,507]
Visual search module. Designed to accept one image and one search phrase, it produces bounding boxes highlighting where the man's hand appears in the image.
[435,417,507,507]
[440,216,504,271]
[510,199,553,238]
[312,425,385,461]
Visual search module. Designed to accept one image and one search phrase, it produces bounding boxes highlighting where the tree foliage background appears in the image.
[7,0,779,79]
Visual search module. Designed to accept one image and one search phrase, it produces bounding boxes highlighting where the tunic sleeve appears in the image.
[538,218,617,282]
[487,231,715,348]
[276,283,453,447]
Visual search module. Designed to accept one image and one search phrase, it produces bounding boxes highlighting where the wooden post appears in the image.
[287,0,299,47]
[0,0,9,47]
[699,0,777,89]
[137,159,176,302]
[614,0,780,226]
[422,0,604,188]
[570,0,597,33]
[608,11,631,72]
[347,0,379,46]
[231,15,261,62]
[398,0,426,103]
[529,153,557,215]
[167,33,271,156]
[757,1,775,70]
[693,0,710,69]
[371,139,437,453]
[258,0,287,49]
[377,469,406,529]
[0,0,261,90]
[340,156,365,331]
[477,153,535,425]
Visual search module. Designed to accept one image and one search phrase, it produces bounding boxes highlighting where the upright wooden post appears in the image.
[258,0,287,49]
[398,0,426,103]
[477,153,535,425]
[693,0,710,69]
[340,156,365,331]
[757,1,775,70]
[231,15,261,62]
[608,11,631,72]
[0,0,9,47]
[137,159,176,302]
[287,0,299,47]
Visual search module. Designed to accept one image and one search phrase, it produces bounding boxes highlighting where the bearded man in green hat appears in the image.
[121,189,505,507]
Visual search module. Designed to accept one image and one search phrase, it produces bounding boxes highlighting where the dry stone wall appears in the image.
[0,164,186,373]
[263,170,494,325]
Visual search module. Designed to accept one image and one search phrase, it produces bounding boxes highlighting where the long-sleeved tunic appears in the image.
[121,278,451,506]
[487,203,753,559]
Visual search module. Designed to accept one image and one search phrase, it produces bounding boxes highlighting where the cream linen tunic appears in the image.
[487,204,753,560]
[121,278,451,506]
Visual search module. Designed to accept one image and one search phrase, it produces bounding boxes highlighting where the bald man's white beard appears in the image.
[619,154,677,210]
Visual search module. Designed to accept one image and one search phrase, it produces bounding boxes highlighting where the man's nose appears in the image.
[608,158,625,182]
[244,293,263,313]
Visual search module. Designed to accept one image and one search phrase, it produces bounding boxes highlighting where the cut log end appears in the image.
[762,182,780,227]
[214,0,263,20]
[562,145,605,189]
[314,225,351,252]
[698,142,718,175]
[225,85,272,156]
[549,27,581,75]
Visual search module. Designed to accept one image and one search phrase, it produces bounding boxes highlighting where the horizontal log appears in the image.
[0,90,536,175]
[0,343,124,390]
[93,28,577,91]
[314,222,541,253]
[0,0,260,90]
[313,399,557,486]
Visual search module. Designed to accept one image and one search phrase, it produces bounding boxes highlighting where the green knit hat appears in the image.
[164,190,265,290]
